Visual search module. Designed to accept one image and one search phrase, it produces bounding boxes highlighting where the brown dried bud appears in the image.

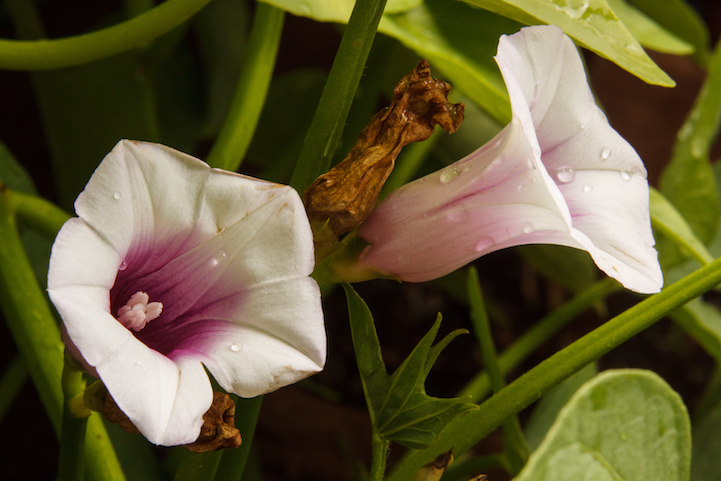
[304,60,464,238]
[412,449,454,481]
[98,387,241,451]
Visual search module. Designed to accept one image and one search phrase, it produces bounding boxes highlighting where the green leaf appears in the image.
[514,370,691,481]
[650,187,715,266]
[524,363,597,451]
[627,0,710,64]
[343,284,476,449]
[0,141,36,194]
[692,402,721,481]
[607,0,693,55]
[260,0,419,20]
[460,0,675,87]
[659,36,721,247]
[670,299,721,363]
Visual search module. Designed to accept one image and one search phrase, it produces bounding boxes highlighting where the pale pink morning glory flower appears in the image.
[48,140,326,446]
[358,25,662,294]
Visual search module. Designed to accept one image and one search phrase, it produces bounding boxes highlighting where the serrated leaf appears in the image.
[461,0,674,86]
[343,284,476,449]
[659,37,721,247]
[513,370,690,481]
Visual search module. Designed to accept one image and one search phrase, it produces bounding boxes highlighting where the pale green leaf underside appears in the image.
[514,369,690,481]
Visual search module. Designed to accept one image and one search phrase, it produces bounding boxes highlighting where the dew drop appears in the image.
[634,167,648,180]
[439,166,462,184]
[600,147,612,160]
[583,185,593,192]
[113,192,121,200]
[522,224,534,234]
[620,169,633,181]
[397,254,410,265]
[118,260,128,271]
[524,170,537,182]
[475,237,493,253]
[229,343,242,352]
[446,209,469,223]
[555,167,575,184]
[211,250,228,267]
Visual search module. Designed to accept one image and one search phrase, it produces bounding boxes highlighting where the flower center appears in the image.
[117,291,163,332]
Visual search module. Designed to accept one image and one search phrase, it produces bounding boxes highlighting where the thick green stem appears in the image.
[10,189,70,239]
[388,257,721,480]
[205,3,285,172]
[0,356,27,422]
[58,357,89,481]
[0,189,125,481]
[0,0,213,70]
[289,0,389,192]
[369,432,390,481]
[458,278,620,402]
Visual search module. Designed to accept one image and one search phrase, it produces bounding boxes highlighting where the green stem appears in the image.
[10,189,70,239]
[0,190,125,481]
[458,278,620,402]
[214,396,264,481]
[0,356,27,422]
[369,432,390,481]
[0,0,213,70]
[58,357,89,481]
[387,257,721,480]
[205,3,284,172]
[289,0,389,193]
[174,450,224,481]
[467,268,528,474]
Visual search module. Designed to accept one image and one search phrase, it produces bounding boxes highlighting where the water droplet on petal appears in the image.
[524,170,537,182]
[211,250,228,267]
[634,167,648,180]
[555,167,575,184]
[475,237,494,253]
[439,166,462,184]
[398,254,410,265]
[113,192,121,200]
[583,185,593,192]
[620,169,633,181]
[446,209,469,223]
[522,224,534,234]
[118,260,128,271]
[601,147,612,160]
[229,343,242,352]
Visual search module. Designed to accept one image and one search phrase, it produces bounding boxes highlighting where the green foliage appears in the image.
[659,36,721,256]
[343,284,476,449]
[607,0,693,55]
[514,370,691,481]
[0,141,36,194]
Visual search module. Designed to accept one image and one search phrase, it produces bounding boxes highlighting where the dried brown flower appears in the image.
[304,60,464,238]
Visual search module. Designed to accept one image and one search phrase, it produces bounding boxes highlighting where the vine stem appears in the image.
[388,256,721,480]
[289,0,389,193]
[205,3,285,172]
[0,0,213,70]
[369,433,390,481]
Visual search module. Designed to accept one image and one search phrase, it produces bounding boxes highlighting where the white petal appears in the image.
[198,276,325,397]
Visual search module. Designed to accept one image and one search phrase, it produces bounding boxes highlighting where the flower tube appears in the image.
[357,25,662,294]
[48,140,326,446]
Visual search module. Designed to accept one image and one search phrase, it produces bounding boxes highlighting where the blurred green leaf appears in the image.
[260,0,420,20]
[32,50,160,208]
[514,370,690,481]
[607,0,693,55]
[692,400,721,481]
[461,0,674,86]
[671,299,721,364]
[517,245,598,293]
[0,141,36,194]
[627,0,710,64]
[659,36,721,250]
[343,284,476,449]
[650,187,714,266]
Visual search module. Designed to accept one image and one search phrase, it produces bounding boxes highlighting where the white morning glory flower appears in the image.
[358,25,662,294]
[48,140,326,446]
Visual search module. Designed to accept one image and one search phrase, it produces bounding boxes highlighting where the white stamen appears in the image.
[117,291,163,332]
